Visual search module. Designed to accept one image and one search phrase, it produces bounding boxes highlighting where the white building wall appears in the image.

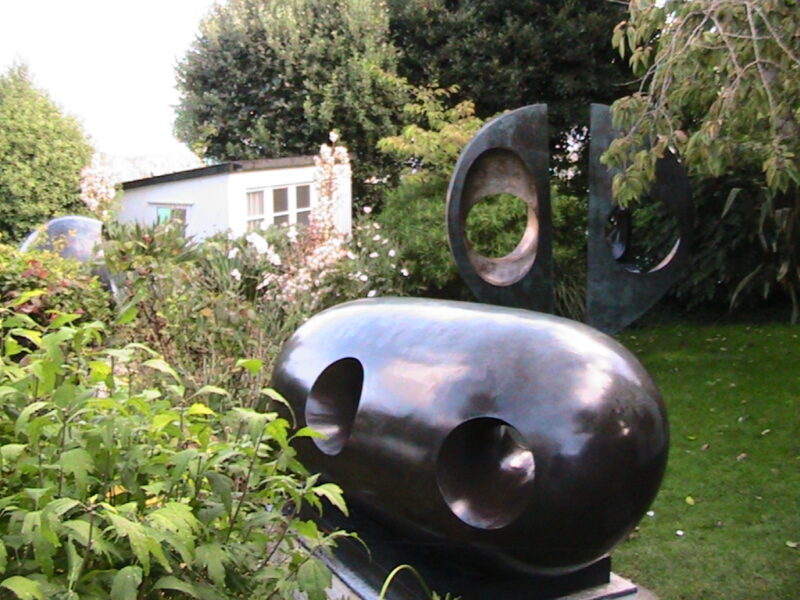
[117,173,230,239]
[118,160,352,240]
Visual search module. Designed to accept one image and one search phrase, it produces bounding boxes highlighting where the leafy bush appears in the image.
[0,243,111,328]
[0,65,93,243]
[377,179,589,318]
[634,173,794,316]
[0,301,347,599]
[101,213,410,399]
[551,188,587,321]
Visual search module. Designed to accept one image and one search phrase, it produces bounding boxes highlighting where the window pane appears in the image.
[247,191,264,216]
[296,210,310,225]
[156,207,172,223]
[171,208,187,224]
[273,188,288,213]
[296,185,311,209]
[247,219,262,232]
[273,214,289,225]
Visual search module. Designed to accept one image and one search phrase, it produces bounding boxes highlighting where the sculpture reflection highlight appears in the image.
[271,298,669,579]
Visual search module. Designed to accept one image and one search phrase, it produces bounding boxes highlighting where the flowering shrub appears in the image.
[79,154,119,221]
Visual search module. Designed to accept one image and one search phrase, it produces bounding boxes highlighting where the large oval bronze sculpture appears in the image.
[272,298,668,576]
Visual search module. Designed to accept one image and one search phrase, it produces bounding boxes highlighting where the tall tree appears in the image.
[175,0,409,202]
[604,0,800,317]
[387,0,633,169]
[0,65,92,243]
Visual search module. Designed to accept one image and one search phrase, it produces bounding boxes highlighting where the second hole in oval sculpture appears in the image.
[436,417,536,530]
[305,357,364,456]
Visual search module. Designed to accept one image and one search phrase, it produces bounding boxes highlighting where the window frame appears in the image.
[245,182,315,230]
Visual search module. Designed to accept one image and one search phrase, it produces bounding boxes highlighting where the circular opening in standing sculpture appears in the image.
[466,193,529,258]
[436,417,535,530]
[604,200,679,273]
[305,358,364,456]
[461,150,539,287]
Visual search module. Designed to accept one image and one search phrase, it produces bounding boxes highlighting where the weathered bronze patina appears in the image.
[446,105,553,313]
[586,104,693,334]
[272,298,668,577]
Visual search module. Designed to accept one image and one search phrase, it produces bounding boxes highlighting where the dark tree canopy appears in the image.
[0,65,92,243]
[175,0,409,199]
[388,0,632,127]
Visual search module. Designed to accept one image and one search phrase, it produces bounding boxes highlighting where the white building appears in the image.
[117,156,352,239]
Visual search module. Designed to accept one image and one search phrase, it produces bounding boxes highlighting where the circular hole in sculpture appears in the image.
[305,358,363,456]
[461,149,539,287]
[436,417,535,530]
[604,200,679,273]
[466,193,529,259]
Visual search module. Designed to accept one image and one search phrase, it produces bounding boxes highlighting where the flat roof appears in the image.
[122,156,316,190]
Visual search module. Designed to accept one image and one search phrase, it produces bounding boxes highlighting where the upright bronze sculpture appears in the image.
[447,103,693,334]
[446,105,553,313]
[586,104,693,333]
[272,298,668,598]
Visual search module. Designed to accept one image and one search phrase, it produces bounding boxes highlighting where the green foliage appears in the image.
[387,0,633,191]
[0,244,111,328]
[175,0,409,203]
[377,178,459,297]
[0,65,93,243]
[604,0,800,318]
[466,194,528,259]
[377,86,483,183]
[0,300,349,599]
[101,218,409,398]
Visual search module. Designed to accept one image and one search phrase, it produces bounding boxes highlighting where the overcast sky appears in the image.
[0,0,218,161]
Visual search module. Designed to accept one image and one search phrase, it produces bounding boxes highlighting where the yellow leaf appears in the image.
[685,496,695,506]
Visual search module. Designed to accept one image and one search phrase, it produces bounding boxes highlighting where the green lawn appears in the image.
[614,319,800,599]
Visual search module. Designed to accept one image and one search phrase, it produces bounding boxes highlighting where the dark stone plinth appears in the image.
[315,503,627,600]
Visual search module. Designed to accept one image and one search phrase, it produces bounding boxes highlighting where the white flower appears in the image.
[401,268,409,277]
[363,206,373,214]
[367,290,376,297]
[246,231,270,255]
[287,225,298,243]
[372,234,381,241]
[388,249,396,258]
[329,131,340,144]
[230,268,242,281]
[346,251,357,260]
[676,530,685,537]
[359,274,368,282]
[369,252,379,258]
[268,252,282,266]
[228,247,239,259]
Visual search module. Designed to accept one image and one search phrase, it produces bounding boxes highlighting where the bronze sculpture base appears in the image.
[317,504,636,600]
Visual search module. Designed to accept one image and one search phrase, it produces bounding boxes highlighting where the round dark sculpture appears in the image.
[19,215,103,262]
[271,298,668,576]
